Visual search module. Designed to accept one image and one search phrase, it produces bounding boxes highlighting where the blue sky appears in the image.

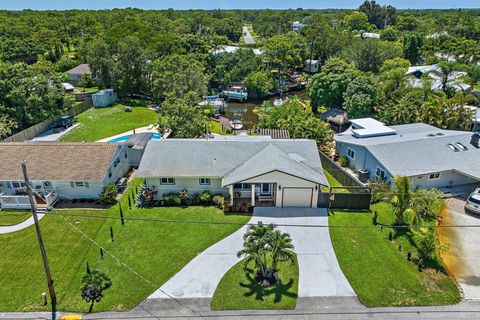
[1,0,479,10]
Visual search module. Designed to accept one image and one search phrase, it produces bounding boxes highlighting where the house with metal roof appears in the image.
[334,118,480,190]
[0,142,130,209]
[137,139,327,208]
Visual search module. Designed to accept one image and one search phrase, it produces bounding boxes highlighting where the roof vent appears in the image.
[455,142,468,151]
[447,143,460,152]
[427,133,436,137]
[436,133,445,136]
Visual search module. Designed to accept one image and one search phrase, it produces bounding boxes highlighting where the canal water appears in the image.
[223,90,307,129]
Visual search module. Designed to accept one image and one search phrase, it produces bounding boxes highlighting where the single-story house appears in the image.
[406,64,471,92]
[137,139,328,208]
[357,32,381,39]
[92,89,117,108]
[66,64,101,86]
[292,21,305,32]
[0,142,130,210]
[334,118,480,189]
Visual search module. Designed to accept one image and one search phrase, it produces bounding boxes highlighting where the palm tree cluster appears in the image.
[237,222,295,286]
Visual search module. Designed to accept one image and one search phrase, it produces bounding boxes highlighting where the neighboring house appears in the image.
[211,45,263,56]
[357,32,381,39]
[0,142,130,210]
[406,65,471,92]
[137,139,328,208]
[92,89,117,108]
[303,59,320,73]
[292,21,305,32]
[334,118,480,190]
[66,64,101,86]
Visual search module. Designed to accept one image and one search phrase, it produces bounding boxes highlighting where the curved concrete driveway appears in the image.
[0,214,43,235]
[148,207,354,299]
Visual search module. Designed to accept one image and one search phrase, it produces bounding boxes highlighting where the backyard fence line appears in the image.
[2,98,92,143]
[319,150,365,187]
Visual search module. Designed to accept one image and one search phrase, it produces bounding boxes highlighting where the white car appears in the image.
[465,188,480,215]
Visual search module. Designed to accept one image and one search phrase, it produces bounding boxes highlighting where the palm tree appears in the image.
[269,229,295,276]
[237,239,269,279]
[389,177,419,225]
[412,228,444,269]
[464,64,480,89]
[428,61,458,93]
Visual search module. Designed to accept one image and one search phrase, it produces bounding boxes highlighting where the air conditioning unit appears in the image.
[358,169,370,183]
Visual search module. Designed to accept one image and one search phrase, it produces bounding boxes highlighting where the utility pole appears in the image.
[21,160,57,308]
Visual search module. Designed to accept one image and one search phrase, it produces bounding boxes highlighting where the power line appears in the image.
[44,211,480,229]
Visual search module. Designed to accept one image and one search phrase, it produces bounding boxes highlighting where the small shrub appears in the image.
[163,193,181,206]
[372,210,378,225]
[388,231,393,241]
[179,189,189,205]
[338,156,350,168]
[213,195,224,207]
[190,193,201,205]
[78,73,96,88]
[407,251,412,261]
[199,190,212,204]
[99,183,118,204]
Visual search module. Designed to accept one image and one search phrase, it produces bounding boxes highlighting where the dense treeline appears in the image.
[0,3,480,139]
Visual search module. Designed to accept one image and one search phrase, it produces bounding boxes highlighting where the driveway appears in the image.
[438,197,480,300]
[148,207,354,299]
[243,26,255,45]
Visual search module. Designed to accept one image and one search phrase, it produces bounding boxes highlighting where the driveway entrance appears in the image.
[148,207,354,299]
[438,197,480,300]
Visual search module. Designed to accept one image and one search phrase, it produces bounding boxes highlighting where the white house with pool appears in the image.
[137,138,328,208]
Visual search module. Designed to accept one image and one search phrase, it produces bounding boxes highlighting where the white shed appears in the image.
[304,59,320,73]
[92,89,118,108]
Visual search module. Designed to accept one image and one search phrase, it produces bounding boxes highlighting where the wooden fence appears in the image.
[2,98,92,143]
[319,151,364,187]
[318,186,372,210]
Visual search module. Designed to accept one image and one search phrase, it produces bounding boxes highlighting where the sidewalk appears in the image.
[0,214,44,235]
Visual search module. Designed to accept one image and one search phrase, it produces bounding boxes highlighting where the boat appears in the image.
[222,84,248,102]
[199,95,227,112]
[229,113,243,130]
[273,98,287,107]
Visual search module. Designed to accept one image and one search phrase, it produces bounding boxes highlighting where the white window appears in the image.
[429,173,441,180]
[12,181,27,189]
[347,148,355,159]
[233,183,251,190]
[160,178,175,185]
[376,167,387,180]
[199,178,211,185]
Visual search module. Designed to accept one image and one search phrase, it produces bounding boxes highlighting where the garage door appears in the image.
[282,188,313,207]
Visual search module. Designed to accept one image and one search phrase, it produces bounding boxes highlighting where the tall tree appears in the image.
[403,34,423,65]
[113,36,148,96]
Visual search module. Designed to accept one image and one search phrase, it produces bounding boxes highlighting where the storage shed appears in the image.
[92,89,117,108]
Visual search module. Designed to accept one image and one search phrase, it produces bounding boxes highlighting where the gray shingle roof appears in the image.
[335,123,480,179]
[137,139,327,186]
[67,64,92,75]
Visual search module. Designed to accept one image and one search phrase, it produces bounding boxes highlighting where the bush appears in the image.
[212,195,224,207]
[338,156,350,168]
[199,190,212,204]
[99,183,118,204]
[163,193,181,206]
[190,193,201,205]
[78,73,96,88]
[179,189,189,205]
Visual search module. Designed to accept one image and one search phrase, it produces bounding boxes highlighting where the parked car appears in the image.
[465,188,480,214]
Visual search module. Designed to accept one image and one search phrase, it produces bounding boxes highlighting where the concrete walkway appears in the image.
[243,26,255,44]
[148,207,354,299]
[0,214,44,235]
[30,123,80,142]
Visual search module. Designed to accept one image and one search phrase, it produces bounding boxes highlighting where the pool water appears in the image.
[108,132,162,143]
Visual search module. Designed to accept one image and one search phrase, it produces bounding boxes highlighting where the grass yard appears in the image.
[321,170,350,193]
[0,179,250,312]
[60,100,158,142]
[0,210,31,226]
[211,255,298,310]
[329,202,461,307]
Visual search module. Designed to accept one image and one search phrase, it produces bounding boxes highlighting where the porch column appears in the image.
[229,185,234,206]
[251,184,255,206]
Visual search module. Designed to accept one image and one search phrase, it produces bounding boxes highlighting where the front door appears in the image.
[260,183,272,195]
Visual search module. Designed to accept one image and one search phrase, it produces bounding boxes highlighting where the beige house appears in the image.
[137,138,327,208]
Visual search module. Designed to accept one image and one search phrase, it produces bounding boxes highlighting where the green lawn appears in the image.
[0,179,250,312]
[60,101,158,142]
[321,170,350,193]
[211,255,298,310]
[75,86,100,94]
[329,202,461,307]
[0,210,31,226]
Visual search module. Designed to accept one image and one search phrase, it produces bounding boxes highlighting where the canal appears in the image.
[223,90,307,129]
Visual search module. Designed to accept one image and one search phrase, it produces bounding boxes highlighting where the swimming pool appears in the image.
[108,132,162,143]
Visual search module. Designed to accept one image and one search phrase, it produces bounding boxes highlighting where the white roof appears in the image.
[61,83,75,90]
[350,118,397,138]
[356,32,380,39]
[211,45,263,56]
[406,65,441,75]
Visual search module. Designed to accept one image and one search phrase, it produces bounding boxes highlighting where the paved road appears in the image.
[5,299,480,319]
[243,26,255,44]
[148,207,354,299]
[0,213,44,235]
[438,197,480,300]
